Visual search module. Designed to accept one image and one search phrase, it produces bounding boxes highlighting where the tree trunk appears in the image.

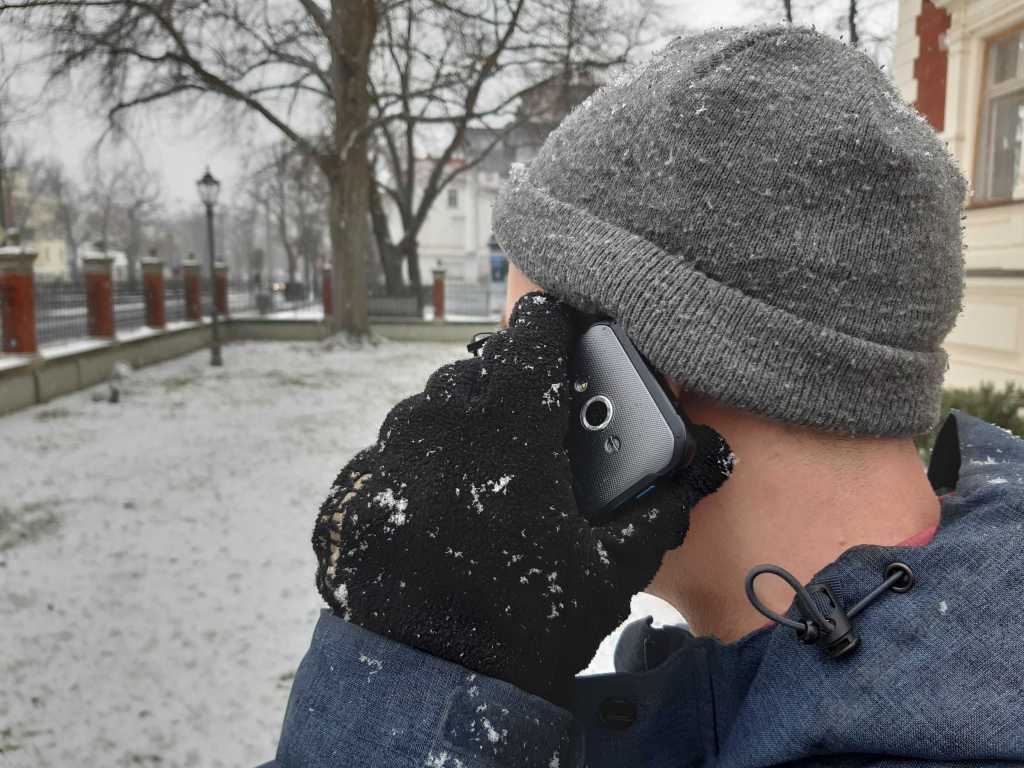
[302,237,312,297]
[62,204,79,282]
[326,172,369,333]
[369,180,404,295]
[326,0,376,335]
[404,238,423,308]
[848,0,859,47]
[127,212,141,286]
[66,238,79,282]
[278,211,298,285]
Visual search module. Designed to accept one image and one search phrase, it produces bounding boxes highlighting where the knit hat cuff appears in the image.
[493,167,947,436]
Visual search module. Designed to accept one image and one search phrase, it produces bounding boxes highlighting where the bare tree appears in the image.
[5,0,378,335]
[0,53,19,236]
[247,142,328,296]
[47,161,82,280]
[116,158,162,285]
[848,0,859,47]
[371,0,660,298]
[368,167,403,294]
[3,141,51,236]
[756,0,894,66]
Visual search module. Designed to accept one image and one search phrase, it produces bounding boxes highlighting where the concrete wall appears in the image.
[895,0,1024,388]
[0,324,213,416]
[0,319,497,417]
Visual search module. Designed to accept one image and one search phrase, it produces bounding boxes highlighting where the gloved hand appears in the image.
[313,293,733,704]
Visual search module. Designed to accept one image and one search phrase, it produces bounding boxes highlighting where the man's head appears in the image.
[497,26,962,639]
[494,26,966,438]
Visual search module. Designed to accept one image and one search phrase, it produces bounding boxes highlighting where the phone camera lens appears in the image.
[581,395,613,432]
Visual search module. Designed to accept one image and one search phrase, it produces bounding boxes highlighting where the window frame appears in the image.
[974,26,1024,204]
[446,187,459,210]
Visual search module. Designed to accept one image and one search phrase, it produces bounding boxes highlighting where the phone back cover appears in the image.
[569,323,679,520]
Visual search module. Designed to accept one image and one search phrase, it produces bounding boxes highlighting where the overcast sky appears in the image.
[3,0,891,212]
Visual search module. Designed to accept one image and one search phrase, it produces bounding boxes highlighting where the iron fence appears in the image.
[365,282,506,319]
[228,282,257,315]
[444,282,494,317]
[113,281,148,335]
[369,294,420,318]
[11,275,499,353]
[35,278,89,346]
[166,280,188,323]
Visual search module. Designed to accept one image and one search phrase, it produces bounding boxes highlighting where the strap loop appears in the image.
[745,561,915,659]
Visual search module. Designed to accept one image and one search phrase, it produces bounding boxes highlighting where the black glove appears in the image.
[313,293,733,704]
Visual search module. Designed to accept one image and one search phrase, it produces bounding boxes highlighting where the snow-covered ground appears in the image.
[0,339,682,767]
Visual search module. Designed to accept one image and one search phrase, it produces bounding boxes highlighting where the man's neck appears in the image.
[648,397,941,643]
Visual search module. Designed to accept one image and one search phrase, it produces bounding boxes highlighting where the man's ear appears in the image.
[503,263,543,327]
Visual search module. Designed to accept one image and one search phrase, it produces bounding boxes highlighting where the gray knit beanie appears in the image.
[493,26,966,436]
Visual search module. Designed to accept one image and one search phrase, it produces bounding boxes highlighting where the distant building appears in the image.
[399,73,599,284]
[894,0,1024,386]
[34,239,69,278]
[78,243,129,280]
[4,168,71,278]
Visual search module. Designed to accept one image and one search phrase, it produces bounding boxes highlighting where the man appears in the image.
[266,26,1024,767]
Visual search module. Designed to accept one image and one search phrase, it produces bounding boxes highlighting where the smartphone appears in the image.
[568,321,695,523]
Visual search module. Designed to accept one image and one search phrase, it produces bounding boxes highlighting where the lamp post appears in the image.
[196,167,223,366]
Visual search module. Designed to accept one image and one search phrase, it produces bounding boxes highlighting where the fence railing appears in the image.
[166,280,189,324]
[35,279,89,346]
[112,281,148,336]
[368,280,506,319]
[2,259,502,355]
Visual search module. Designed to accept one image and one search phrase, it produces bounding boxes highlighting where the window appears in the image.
[976,29,1024,202]
[447,188,459,209]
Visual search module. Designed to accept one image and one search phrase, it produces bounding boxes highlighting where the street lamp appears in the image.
[196,167,223,366]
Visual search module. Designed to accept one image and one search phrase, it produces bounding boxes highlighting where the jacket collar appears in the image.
[572,412,1024,766]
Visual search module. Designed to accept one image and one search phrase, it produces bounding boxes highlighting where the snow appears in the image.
[579,593,686,676]
[38,337,112,359]
[0,339,462,767]
[481,718,503,743]
[116,325,165,343]
[358,654,384,676]
[374,488,410,522]
[0,338,684,765]
[264,305,324,320]
[0,354,31,372]
[487,475,513,494]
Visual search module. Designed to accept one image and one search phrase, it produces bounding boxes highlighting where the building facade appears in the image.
[401,76,598,285]
[895,0,1024,387]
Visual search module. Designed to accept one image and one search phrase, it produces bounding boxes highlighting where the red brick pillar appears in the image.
[214,263,229,317]
[432,265,446,321]
[182,259,202,321]
[83,254,115,338]
[322,265,333,317]
[0,245,38,354]
[142,257,166,329]
[914,0,951,132]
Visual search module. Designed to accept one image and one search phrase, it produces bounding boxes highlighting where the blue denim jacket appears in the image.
[264,412,1024,767]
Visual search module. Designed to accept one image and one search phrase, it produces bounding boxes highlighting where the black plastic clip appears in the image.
[746,562,915,659]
